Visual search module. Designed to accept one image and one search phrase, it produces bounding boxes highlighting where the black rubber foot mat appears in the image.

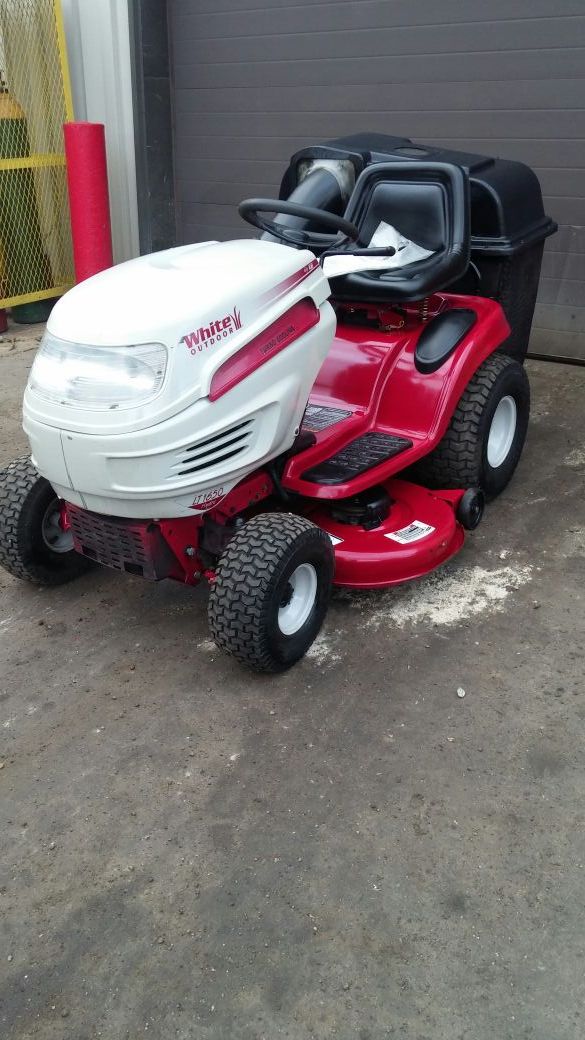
[302,404,352,432]
[302,432,413,485]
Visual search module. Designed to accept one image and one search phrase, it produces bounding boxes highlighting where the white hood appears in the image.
[47,238,325,347]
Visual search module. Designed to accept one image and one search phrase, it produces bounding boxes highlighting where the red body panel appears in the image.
[282,293,510,499]
[66,470,275,586]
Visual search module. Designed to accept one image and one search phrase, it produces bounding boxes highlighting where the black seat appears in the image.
[330,162,470,304]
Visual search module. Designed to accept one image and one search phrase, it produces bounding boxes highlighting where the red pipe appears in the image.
[63,122,113,282]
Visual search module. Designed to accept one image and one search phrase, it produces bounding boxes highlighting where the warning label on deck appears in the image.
[385,520,435,544]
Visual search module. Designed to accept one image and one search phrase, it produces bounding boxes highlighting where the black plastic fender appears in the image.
[414,309,477,374]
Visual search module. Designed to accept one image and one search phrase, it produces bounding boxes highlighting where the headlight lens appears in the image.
[28,332,168,410]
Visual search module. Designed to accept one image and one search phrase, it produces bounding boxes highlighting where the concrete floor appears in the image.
[0,325,584,1040]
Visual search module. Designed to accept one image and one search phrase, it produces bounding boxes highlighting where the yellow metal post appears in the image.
[53,0,74,122]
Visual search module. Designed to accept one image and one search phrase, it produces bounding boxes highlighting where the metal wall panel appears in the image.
[169,0,585,357]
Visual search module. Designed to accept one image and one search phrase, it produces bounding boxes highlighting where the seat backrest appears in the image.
[355,179,448,252]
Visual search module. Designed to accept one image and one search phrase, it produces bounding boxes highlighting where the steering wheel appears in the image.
[238,197,361,248]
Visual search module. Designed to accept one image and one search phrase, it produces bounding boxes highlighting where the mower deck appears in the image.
[309,479,465,588]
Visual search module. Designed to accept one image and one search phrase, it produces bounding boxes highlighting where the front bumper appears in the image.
[67,504,201,582]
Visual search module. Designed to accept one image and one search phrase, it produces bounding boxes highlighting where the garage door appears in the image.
[169,0,585,359]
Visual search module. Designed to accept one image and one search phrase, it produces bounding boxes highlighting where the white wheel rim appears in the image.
[42,503,74,554]
[487,395,517,468]
[278,563,318,636]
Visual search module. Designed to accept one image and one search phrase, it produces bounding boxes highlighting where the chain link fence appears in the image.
[0,0,73,309]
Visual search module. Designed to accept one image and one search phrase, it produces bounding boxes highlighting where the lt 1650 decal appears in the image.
[190,486,226,511]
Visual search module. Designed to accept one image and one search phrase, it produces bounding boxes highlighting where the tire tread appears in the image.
[0,455,44,581]
[0,455,91,585]
[413,353,527,492]
[208,513,332,672]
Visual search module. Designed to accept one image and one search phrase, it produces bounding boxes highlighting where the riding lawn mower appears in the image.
[0,134,556,671]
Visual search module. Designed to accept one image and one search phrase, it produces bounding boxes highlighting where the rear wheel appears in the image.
[414,353,530,499]
[208,512,334,673]
[0,455,93,584]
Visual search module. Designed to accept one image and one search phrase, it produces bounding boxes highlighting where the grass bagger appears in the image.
[0,134,556,672]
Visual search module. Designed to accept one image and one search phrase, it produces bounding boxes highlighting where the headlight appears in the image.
[28,332,168,410]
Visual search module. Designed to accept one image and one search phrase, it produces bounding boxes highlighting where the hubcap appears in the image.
[277,563,318,636]
[41,502,74,554]
[487,395,517,468]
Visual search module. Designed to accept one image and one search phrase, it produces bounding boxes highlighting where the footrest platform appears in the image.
[302,432,413,485]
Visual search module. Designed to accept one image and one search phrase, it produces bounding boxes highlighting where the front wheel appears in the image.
[208,513,334,673]
[414,353,530,499]
[0,455,93,585]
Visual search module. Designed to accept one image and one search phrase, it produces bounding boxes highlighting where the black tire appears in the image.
[0,455,93,585]
[208,512,334,673]
[414,353,530,499]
